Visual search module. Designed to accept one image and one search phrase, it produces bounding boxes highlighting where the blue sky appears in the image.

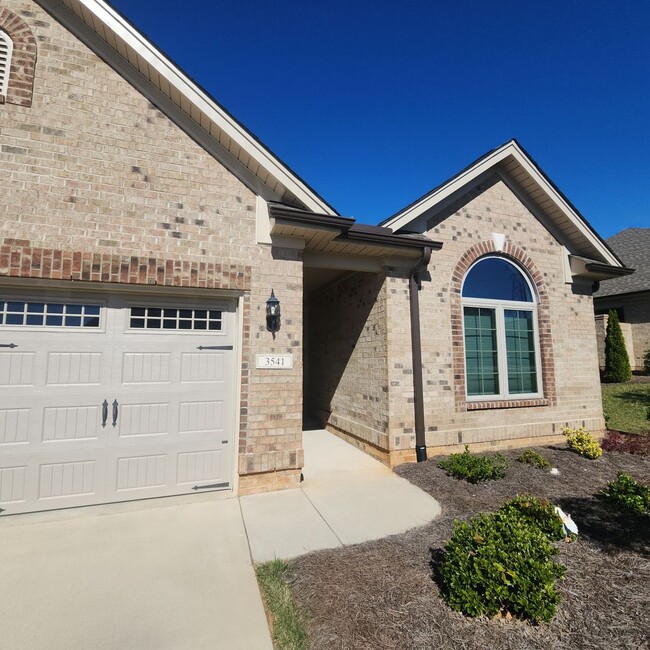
[110,0,649,238]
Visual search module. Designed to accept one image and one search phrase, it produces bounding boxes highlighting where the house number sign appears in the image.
[256,354,294,369]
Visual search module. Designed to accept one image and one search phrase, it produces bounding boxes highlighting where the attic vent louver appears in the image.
[0,30,13,97]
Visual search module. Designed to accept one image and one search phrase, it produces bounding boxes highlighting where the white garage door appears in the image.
[0,290,237,515]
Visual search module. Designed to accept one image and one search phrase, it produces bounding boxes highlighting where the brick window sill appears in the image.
[466,398,549,411]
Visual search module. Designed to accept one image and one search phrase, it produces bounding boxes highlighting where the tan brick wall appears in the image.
[375,176,605,461]
[595,292,650,371]
[306,271,389,450]
[0,0,303,490]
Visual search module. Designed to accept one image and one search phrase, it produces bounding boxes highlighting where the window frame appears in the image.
[0,30,13,97]
[0,298,105,331]
[461,257,544,402]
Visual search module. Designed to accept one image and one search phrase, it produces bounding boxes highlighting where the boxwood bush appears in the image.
[437,445,508,483]
[517,449,551,470]
[439,509,566,623]
[499,495,565,541]
[601,472,650,514]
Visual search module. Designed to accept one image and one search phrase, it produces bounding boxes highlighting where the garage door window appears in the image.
[129,306,222,331]
[0,300,101,327]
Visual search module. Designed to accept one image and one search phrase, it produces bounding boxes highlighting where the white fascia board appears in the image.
[75,0,335,215]
[385,141,621,268]
[383,142,516,231]
[505,145,620,267]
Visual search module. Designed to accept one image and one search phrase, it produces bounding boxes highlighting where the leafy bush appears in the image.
[644,348,650,376]
[499,495,565,541]
[601,472,650,514]
[563,426,602,459]
[517,449,551,470]
[439,510,566,623]
[437,445,508,483]
[603,310,632,383]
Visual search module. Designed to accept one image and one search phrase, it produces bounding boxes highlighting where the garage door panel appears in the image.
[42,404,103,442]
[0,407,30,444]
[0,446,109,513]
[0,350,35,387]
[176,448,225,487]
[117,401,171,437]
[180,351,226,383]
[0,465,27,506]
[121,351,172,384]
[45,351,103,386]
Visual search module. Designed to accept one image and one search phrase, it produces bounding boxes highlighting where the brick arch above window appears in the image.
[450,240,557,411]
[0,8,37,107]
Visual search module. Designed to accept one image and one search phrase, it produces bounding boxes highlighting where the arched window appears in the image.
[462,256,542,399]
[0,30,13,97]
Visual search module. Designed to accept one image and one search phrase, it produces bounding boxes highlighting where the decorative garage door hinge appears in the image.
[191,482,229,491]
[196,345,233,350]
[0,343,17,348]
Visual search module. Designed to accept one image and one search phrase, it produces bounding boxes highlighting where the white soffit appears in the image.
[42,0,336,215]
[383,141,621,267]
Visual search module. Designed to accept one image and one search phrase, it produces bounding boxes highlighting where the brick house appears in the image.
[0,0,630,515]
[593,229,649,372]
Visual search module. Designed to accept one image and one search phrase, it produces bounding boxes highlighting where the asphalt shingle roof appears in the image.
[594,228,650,297]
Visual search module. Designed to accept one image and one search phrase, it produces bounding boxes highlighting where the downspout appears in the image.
[409,246,432,462]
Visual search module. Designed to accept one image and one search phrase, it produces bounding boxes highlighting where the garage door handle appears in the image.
[101,400,108,427]
[112,399,119,427]
[0,343,17,348]
[197,345,233,350]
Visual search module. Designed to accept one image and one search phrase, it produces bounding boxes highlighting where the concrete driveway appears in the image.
[0,495,272,650]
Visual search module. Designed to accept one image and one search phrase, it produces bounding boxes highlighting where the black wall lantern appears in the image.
[266,289,281,336]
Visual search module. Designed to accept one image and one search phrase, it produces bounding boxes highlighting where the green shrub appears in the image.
[517,449,551,470]
[644,348,650,376]
[439,510,566,623]
[563,426,602,459]
[499,495,565,541]
[437,445,508,483]
[601,472,650,514]
[603,310,632,383]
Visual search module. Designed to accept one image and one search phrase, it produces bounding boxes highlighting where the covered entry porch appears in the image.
[268,203,442,468]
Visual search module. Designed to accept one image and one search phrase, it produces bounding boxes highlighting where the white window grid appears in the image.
[462,298,543,401]
[129,306,222,331]
[0,31,13,97]
[0,300,101,328]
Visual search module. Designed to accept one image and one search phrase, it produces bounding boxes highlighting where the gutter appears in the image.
[409,246,434,462]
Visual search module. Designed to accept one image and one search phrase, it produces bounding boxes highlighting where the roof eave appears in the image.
[41,0,337,215]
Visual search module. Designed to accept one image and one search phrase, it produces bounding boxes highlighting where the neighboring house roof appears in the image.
[594,228,649,298]
[381,140,627,270]
[38,0,337,214]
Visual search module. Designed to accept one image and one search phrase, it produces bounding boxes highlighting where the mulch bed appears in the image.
[291,446,650,650]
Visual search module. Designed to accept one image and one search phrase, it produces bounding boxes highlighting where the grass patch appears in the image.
[256,560,307,650]
[602,382,650,434]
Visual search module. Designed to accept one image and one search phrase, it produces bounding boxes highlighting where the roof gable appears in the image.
[38,0,336,215]
[382,140,624,268]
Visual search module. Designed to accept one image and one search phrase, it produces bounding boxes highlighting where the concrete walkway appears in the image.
[240,429,441,561]
[0,429,440,648]
[0,495,272,650]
